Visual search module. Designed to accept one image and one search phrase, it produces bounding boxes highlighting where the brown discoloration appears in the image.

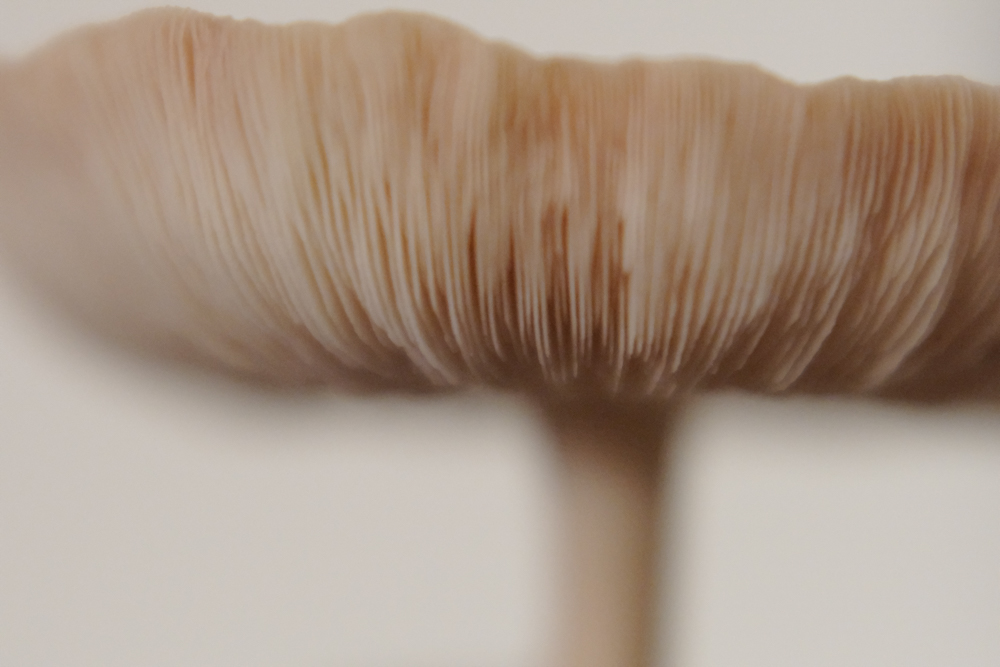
[2,8,999,399]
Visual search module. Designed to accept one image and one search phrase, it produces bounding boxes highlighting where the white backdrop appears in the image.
[1,1,999,666]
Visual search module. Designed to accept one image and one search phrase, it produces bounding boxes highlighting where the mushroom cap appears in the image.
[1,8,999,399]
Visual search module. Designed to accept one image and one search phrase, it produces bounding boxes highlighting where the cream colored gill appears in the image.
[0,7,998,399]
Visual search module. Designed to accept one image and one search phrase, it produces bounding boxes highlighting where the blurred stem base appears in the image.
[541,398,677,667]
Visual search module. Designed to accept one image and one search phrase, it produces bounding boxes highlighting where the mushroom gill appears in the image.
[2,8,998,400]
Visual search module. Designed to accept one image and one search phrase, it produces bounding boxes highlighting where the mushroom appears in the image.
[1,7,999,666]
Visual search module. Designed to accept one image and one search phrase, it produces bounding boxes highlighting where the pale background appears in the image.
[1,1,999,666]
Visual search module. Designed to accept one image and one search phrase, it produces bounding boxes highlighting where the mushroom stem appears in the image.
[542,399,673,667]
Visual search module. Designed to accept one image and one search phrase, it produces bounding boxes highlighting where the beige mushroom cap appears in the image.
[1,8,999,399]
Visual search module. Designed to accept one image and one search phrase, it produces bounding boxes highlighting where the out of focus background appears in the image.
[1,1,999,666]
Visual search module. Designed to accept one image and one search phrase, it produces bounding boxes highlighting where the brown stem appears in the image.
[541,398,675,667]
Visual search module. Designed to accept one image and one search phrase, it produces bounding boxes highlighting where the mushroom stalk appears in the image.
[542,400,673,667]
